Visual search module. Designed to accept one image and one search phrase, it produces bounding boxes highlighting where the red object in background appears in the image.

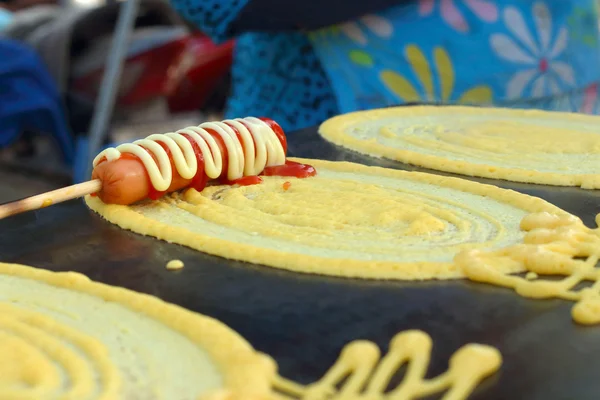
[71,32,234,114]
[166,35,234,113]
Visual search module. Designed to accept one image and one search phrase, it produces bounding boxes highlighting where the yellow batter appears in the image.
[166,259,185,270]
[85,158,565,280]
[0,262,501,400]
[275,330,501,400]
[0,261,275,400]
[318,106,600,188]
[455,212,600,325]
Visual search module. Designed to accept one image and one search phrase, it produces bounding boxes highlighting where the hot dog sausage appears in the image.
[91,117,296,205]
[91,155,196,205]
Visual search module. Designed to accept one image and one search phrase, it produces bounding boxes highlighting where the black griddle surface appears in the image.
[2,124,600,400]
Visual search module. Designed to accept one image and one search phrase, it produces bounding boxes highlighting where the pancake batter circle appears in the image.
[0,262,275,400]
[85,158,566,280]
[318,106,600,188]
[0,262,503,400]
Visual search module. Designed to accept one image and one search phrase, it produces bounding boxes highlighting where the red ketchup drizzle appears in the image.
[146,144,170,200]
[219,118,315,183]
[259,117,288,153]
[180,133,208,192]
[257,118,315,178]
[262,160,317,178]
[216,120,264,187]
[222,175,263,186]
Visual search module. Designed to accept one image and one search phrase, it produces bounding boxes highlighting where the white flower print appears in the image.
[340,15,394,46]
[490,2,575,99]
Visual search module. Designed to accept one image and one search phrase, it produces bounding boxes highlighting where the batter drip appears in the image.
[455,212,600,325]
[274,330,501,400]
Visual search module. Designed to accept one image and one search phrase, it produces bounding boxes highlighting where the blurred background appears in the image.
[0,0,231,201]
[2,0,600,203]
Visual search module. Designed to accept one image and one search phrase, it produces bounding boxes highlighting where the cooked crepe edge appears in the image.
[318,105,600,188]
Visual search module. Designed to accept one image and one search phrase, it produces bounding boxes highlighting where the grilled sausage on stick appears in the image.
[0,117,316,219]
[91,117,315,205]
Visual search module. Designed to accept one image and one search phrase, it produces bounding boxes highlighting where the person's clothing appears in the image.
[0,39,73,162]
[225,32,339,134]
[171,0,600,132]
[170,0,340,132]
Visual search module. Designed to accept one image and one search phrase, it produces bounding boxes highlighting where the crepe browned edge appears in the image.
[0,262,276,399]
[85,157,568,280]
[318,105,600,189]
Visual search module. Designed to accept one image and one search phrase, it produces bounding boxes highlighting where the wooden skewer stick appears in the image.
[0,179,102,220]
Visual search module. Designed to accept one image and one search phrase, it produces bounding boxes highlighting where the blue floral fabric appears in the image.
[170,0,600,132]
[309,0,600,114]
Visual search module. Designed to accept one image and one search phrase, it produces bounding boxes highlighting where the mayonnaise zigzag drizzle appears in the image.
[93,117,286,192]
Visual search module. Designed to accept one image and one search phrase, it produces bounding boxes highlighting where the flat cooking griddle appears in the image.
[2,121,600,400]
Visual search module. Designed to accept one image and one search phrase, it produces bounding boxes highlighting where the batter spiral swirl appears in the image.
[0,263,274,400]
[86,158,566,280]
[319,106,600,188]
[0,263,503,400]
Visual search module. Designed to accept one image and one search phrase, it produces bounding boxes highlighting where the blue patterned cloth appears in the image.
[170,0,340,131]
[309,0,600,113]
[170,0,600,132]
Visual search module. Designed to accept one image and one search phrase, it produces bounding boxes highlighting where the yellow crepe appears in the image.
[0,261,274,400]
[85,158,565,281]
[0,262,501,400]
[318,106,600,188]
[86,158,600,324]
